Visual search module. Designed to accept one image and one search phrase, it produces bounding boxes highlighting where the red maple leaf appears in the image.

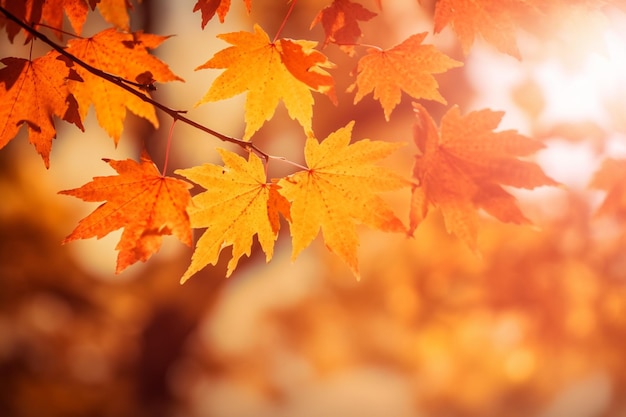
[310,0,377,56]
[194,0,252,26]
[410,103,558,250]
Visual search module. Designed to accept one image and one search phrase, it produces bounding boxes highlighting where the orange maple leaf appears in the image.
[195,24,336,139]
[194,0,252,26]
[590,158,626,220]
[277,121,407,278]
[0,51,83,168]
[97,0,138,31]
[0,0,98,41]
[0,0,47,41]
[41,0,90,38]
[175,149,290,282]
[350,32,462,121]
[310,0,377,56]
[410,103,557,250]
[65,28,182,143]
[429,0,611,58]
[60,150,193,273]
[432,0,531,58]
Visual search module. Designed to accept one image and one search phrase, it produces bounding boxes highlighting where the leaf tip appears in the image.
[180,273,192,285]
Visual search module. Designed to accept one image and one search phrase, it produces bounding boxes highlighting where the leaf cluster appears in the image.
[0,0,622,281]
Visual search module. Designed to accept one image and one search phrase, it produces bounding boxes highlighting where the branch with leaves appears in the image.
[0,5,265,155]
[2,0,619,282]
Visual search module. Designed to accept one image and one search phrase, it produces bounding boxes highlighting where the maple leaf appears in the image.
[432,0,531,58]
[41,0,89,38]
[590,158,626,220]
[0,0,96,41]
[277,121,407,278]
[0,51,83,168]
[350,32,462,121]
[0,0,39,41]
[175,149,290,282]
[60,150,193,273]
[194,0,252,26]
[65,28,183,143]
[310,0,377,56]
[97,0,137,31]
[196,24,336,139]
[430,0,617,58]
[410,103,557,250]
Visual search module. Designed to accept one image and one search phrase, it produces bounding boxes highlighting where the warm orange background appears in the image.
[2,1,626,416]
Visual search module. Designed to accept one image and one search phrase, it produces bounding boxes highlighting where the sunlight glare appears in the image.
[530,18,626,187]
[534,27,626,126]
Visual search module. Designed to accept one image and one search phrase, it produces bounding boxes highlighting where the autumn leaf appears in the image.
[65,28,183,143]
[194,0,252,26]
[432,0,531,58]
[175,149,290,282]
[410,103,557,250]
[97,0,138,31]
[277,121,407,278]
[0,0,97,41]
[0,51,83,168]
[440,0,616,59]
[41,0,90,38]
[590,158,626,220]
[0,0,51,41]
[350,32,462,121]
[195,24,336,139]
[310,0,377,56]
[60,150,193,273]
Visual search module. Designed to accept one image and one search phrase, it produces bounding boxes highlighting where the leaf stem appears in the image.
[334,42,383,51]
[34,22,84,39]
[0,5,270,161]
[273,0,297,42]
[162,119,177,176]
[28,37,34,60]
[267,155,308,171]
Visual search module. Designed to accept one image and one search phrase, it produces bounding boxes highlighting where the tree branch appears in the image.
[0,5,269,160]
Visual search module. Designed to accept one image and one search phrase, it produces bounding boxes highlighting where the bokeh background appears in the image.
[2,0,626,416]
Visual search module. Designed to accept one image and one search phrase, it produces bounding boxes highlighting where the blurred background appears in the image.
[2,0,626,416]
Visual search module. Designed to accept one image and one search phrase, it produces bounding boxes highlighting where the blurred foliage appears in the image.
[2,1,626,417]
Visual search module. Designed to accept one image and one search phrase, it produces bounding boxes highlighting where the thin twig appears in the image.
[334,42,383,51]
[0,5,269,160]
[34,22,84,39]
[162,119,177,176]
[273,0,297,42]
[267,155,308,171]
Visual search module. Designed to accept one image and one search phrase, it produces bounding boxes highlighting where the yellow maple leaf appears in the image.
[277,121,408,279]
[176,149,290,282]
[195,24,336,139]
